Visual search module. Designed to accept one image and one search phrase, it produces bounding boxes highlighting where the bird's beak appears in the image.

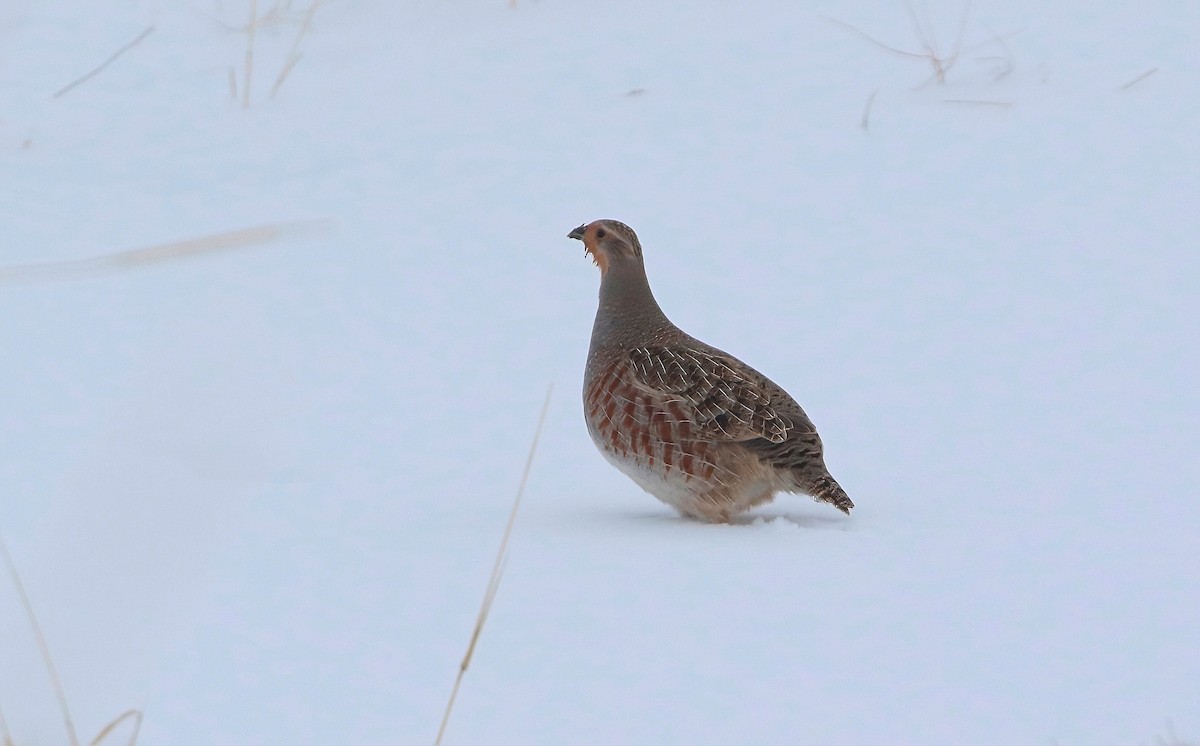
[567,224,587,240]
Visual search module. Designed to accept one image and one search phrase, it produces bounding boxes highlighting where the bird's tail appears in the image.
[809,473,853,515]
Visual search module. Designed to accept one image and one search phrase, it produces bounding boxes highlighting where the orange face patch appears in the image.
[583,225,609,274]
[587,247,609,273]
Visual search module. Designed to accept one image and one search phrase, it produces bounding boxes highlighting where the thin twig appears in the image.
[949,0,973,73]
[243,0,258,108]
[823,16,926,59]
[978,22,1016,81]
[88,708,143,746]
[434,385,554,746]
[271,0,322,98]
[0,701,13,746]
[903,0,938,62]
[943,98,1013,106]
[52,26,155,98]
[0,533,79,746]
[903,0,968,84]
[829,5,1021,88]
[1119,67,1158,90]
[0,219,331,287]
[860,89,878,131]
[269,54,303,99]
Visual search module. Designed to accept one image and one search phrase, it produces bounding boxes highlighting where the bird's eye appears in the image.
[596,228,607,239]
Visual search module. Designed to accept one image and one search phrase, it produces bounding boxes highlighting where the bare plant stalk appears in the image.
[1119,67,1158,90]
[52,25,155,98]
[0,219,332,286]
[434,385,554,746]
[228,67,239,99]
[860,89,878,130]
[88,708,143,746]
[243,0,258,108]
[269,55,303,98]
[903,0,970,84]
[976,21,1016,82]
[0,701,13,746]
[271,0,322,98]
[943,98,1013,106]
[823,15,927,60]
[829,2,1019,88]
[0,533,80,746]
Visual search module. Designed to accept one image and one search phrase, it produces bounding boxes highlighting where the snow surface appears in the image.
[2,1,1198,744]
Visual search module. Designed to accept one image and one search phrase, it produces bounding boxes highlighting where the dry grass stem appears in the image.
[1155,720,1197,746]
[228,67,239,99]
[828,8,962,86]
[242,0,258,108]
[269,54,303,99]
[88,708,143,746]
[977,21,1015,80]
[52,26,155,98]
[270,55,302,99]
[904,0,970,84]
[0,533,79,746]
[824,15,931,61]
[434,385,554,746]
[0,220,331,286]
[1119,67,1158,90]
[860,88,879,130]
[943,98,1013,106]
[1,535,144,745]
[270,1,322,98]
[828,1,1019,87]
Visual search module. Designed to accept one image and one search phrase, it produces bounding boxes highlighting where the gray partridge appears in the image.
[568,219,853,523]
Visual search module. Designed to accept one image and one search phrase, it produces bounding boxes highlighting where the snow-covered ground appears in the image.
[2,1,1198,743]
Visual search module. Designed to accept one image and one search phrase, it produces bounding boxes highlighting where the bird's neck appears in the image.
[590,260,673,351]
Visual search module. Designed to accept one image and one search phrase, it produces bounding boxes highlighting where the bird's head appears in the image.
[567,219,643,276]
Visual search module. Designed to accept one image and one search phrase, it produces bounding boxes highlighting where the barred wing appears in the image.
[626,346,810,444]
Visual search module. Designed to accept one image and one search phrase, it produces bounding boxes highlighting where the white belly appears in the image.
[588,428,706,513]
